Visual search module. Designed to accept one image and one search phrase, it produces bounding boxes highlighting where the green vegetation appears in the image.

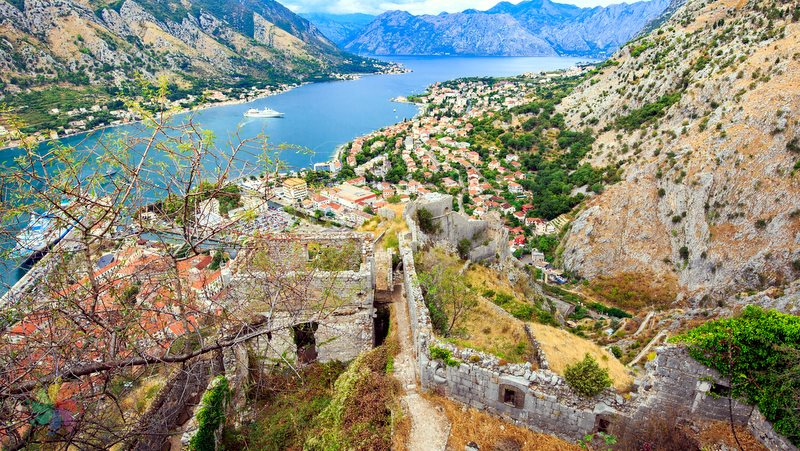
[615,92,682,130]
[629,39,654,57]
[416,207,439,234]
[222,362,346,449]
[429,346,460,367]
[308,241,361,271]
[673,306,800,445]
[563,353,612,397]
[418,265,478,336]
[4,86,111,133]
[491,291,558,326]
[225,313,401,450]
[189,376,230,451]
[305,341,402,450]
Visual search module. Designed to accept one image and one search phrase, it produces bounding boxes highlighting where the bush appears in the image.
[429,346,459,367]
[190,376,230,451]
[457,238,471,260]
[564,354,612,397]
[610,346,623,359]
[416,208,439,234]
[615,92,682,130]
[673,306,800,445]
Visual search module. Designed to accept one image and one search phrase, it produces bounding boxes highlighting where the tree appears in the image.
[564,354,612,397]
[418,265,477,337]
[0,81,350,449]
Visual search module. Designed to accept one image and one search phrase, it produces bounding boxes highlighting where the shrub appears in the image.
[429,346,460,367]
[457,238,471,260]
[615,92,682,130]
[564,354,612,397]
[610,346,623,359]
[673,306,800,445]
[416,208,439,234]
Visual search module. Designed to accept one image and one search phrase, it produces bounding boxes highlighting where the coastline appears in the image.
[0,66,414,153]
[0,82,305,152]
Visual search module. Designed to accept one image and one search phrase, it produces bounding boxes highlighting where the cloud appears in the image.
[285,0,624,15]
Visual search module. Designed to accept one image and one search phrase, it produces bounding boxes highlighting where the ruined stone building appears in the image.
[228,232,377,365]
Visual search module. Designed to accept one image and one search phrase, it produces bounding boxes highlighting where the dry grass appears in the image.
[426,393,580,451]
[587,272,678,312]
[119,376,165,415]
[528,322,633,392]
[417,249,533,363]
[448,299,533,364]
[465,264,529,301]
[358,203,408,249]
[695,420,769,451]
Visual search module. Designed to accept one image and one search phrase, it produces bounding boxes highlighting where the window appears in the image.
[597,418,611,433]
[498,384,524,408]
[503,389,517,406]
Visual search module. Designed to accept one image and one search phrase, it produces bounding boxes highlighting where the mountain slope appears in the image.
[557,0,800,302]
[342,0,670,57]
[300,13,375,46]
[346,10,556,56]
[0,0,379,94]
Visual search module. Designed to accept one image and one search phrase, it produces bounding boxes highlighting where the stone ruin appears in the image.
[405,193,510,262]
[135,232,383,447]
[398,211,795,450]
[229,232,377,365]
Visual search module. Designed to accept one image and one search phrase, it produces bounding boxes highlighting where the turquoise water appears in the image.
[0,56,586,292]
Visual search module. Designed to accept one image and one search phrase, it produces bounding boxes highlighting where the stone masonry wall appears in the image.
[405,193,510,262]
[399,232,795,448]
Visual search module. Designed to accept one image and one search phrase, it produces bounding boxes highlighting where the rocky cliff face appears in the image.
[0,0,372,91]
[558,0,800,303]
[341,0,670,57]
[300,13,375,46]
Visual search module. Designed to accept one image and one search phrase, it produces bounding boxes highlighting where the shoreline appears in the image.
[0,65,412,153]
[0,82,305,152]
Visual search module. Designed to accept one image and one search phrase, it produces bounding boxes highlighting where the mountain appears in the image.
[345,10,556,56]
[300,13,375,46]
[0,0,380,96]
[556,0,800,302]
[341,0,671,57]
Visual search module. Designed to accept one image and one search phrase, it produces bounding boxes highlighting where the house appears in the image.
[501,203,515,215]
[508,181,524,194]
[442,177,459,190]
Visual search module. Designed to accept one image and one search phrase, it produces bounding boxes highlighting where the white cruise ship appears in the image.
[12,201,74,261]
[244,107,284,118]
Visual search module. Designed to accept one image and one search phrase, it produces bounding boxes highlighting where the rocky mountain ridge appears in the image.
[337,0,670,57]
[299,12,375,46]
[557,0,800,304]
[0,0,378,93]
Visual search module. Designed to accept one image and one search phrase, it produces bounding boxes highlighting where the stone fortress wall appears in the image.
[400,204,796,449]
[405,193,510,262]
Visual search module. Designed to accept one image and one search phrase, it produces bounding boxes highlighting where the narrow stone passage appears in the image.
[392,276,451,451]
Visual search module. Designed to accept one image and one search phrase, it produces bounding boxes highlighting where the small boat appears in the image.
[244,107,284,118]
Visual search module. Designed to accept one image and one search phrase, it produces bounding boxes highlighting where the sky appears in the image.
[284,0,624,15]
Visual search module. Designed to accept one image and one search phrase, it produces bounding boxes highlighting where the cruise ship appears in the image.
[11,205,73,261]
[244,107,284,118]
